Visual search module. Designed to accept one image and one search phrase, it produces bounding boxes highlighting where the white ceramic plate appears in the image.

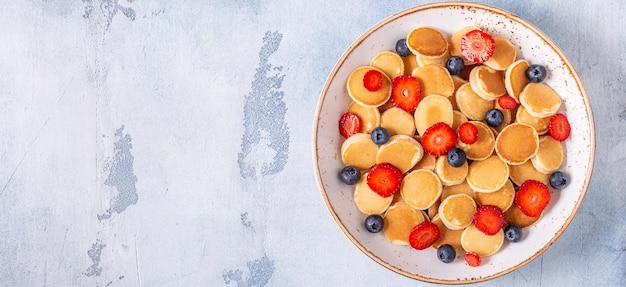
[313,2,595,284]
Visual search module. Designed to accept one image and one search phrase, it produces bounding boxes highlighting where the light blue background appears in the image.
[0,0,624,286]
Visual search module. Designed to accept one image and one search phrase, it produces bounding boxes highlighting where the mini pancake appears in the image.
[469,65,507,101]
[370,51,405,80]
[441,180,474,201]
[347,66,392,107]
[406,27,448,58]
[519,83,562,118]
[380,107,416,136]
[505,203,542,228]
[505,59,530,102]
[432,215,464,249]
[414,94,454,136]
[508,160,551,186]
[402,55,419,75]
[531,136,564,174]
[492,104,513,134]
[451,110,469,131]
[461,224,504,256]
[449,26,479,64]
[416,51,449,67]
[435,155,468,186]
[457,121,495,161]
[353,172,393,215]
[412,64,455,98]
[382,201,426,245]
[376,135,424,174]
[455,83,494,121]
[438,193,476,230]
[348,101,380,134]
[516,105,550,135]
[341,133,378,170]
[411,150,436,171]
[467,155,510,193]
[474,179,515,212]
[495,123,539,165]
[401,169,442,210]
[428,198,441,219]
[484,36,517,71]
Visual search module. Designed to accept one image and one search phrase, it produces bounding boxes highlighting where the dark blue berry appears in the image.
[447,147,466,167]
[549,171,569,190]
[340,166,361,185]
[437,244,456,263]
[446,56,465,75]
[371,127,390,145]
[485,109,504,127]
[526,64,547,83]
[364,214,384,233]
[504,224,523,242]
[395,39,411,57]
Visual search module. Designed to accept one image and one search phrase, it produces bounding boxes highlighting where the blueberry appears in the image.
[446,56,465,75]
[504,224,523,242]
[364,214,384,233]
[437,244,456,263]
[395,39,411,57]
[549,171,569,190]
[371,127,390,145]
[340,166,361,185]
[526,64,547,83]
[447,147,466,167]
[485,109,504,127]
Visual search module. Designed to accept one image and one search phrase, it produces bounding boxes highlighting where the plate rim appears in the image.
[312,1,596,284]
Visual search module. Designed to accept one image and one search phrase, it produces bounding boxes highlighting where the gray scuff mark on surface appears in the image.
[223,254,275,287]
[98,125,138,220]
[85,240,107,277]
[241,212,254,232]
[237,31,290,180]
[82,0,136,27]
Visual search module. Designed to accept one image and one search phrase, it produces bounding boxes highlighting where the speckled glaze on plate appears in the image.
[313,2,595,284]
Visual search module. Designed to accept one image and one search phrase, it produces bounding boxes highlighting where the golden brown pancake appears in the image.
[353,172,393,215]
[495,123,539,165]
[519,83,562,118]
[466,155,510,193]
[461,224,504,256]
[412,64,455,98]
[348,101,380,134]
[401,169,442,210]
[382,201,426,245]
[508,160,550,186]
[376,135,424,173]
[438,193,476,230]
[435,155,468,186]
[516,105,550,135]
[457,121,495,161]
[380,107,416,136]
[455,83,494,121]
[406,27,448,58]
[504,59,530,102]
[530,136,564,174]
[469,65,507,101]
[432,215,464,249]
[484,36,517,71]
[441,180,475,201]
[505,203,542,228]
[474,179,515,212]
[347,66,392,107]
[341,133,378,170]
[414,94,454,135]
[370,51,405,80]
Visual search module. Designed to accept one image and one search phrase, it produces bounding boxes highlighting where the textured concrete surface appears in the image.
[0,1,623,286]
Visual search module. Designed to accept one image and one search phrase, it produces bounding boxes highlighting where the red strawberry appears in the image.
[408,221,440,250]
[366,163,403,197]
[549,113,571,141]
[464,252,481,267]
[461,29,495,63]
[338,112,361,138]
[422,122,457,156]
[457,122,478,145]
[363,69,384,92]
[497,95,518,110]
[515,180,551,217]
[473,205,505,235]
[391,75,422,112]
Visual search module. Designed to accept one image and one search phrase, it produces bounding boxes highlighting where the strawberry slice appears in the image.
[549,113,571,141]
[515,180,551,217]
[363,69,384,92]
[465,252,481,267]
[497,95,518,110]
[409,221,440,250]
[391,75,422,112]
[473,205,505,235]
[461,29,495,63]
[422,122,457,156]
[366,163,403,197]
[457,122,478,145]
[338,112,361,138]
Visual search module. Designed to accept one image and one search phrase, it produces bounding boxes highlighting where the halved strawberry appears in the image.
[457,122,478,145]
[363,69,384,92]
[497,95,518,110]
[422,122,457,156]
[473,205,505,235]
[549,113,571,141]
[461,29,495,63]
[409,221,440,250]
[515,180,551,217]
[391,75,422,112]
[464,252,481,267]
[366,163,403,197]
[338,112,361,138]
